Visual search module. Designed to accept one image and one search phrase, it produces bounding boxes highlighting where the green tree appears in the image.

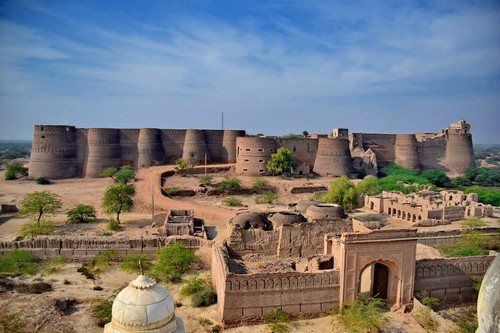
[302,130,309,137]
[151,242,196,278]
[322,176,358,211]
[266,147,297,176]
[66,204,97,224]
[357,176,382,195]
[420,169,452,188]
[18,191,62,224]
[174,158,193,176]
[102,184,135,224]
[5,163,28,180]
[113,165,135,183]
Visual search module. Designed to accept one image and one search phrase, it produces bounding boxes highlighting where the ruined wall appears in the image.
[352,133,396,167]
[313,138,353,176]
[212,245,340,325]
[226,226,280,256]
[29,125,78,179]
[414,256,494,303]
[277,220,352,258]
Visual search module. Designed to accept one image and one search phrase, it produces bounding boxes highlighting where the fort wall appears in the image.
[212,245,340,325]
[414,256,494,303]
[29,120,475,179]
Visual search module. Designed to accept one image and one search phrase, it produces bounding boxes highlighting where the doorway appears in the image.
[359,262,389,300]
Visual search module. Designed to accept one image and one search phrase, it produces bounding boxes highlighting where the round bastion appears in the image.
[305,203,345,221]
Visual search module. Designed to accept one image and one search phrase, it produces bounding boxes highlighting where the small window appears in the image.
[41,135,45,139]
[258,148,264,152]
[244,159,249,162]
[270,148,274,152]
[293,145,296,152]
[40,126,44,131]
[259,169,264,172]
[246,148,250,151]
[243,168,248,172]
[259,159,264,163]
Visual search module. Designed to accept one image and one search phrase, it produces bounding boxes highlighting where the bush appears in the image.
[253,177,269,188]
[331,296,388,333]
[264,309,292,333]
[119,253,152,274]
[440,231,493,257]
[419,290,439,309]
[461,186,500,206]
[357,176,382,195]
[107,219,121,231]
[113,165,135,184]
[92,296,114,327]
[223,197,243,207]
[174,158,193,176]
[0,250,39,276]
[19,220,55,237]
[413,306,439,332]
[35,176,51,185]
[255,191,277,204]
[90,250,121,273]
[461,217,487,228]
[67,204,97,223]
[4,163,28,180]
[0,312,24,333]
[191,286,217,307]
[151,242,197,280]
[180,276,210,297]
[266,147,297,176]
[163,186,180,196]
[42,255,67,275]
[321,176,358,211]
[420,169,452,188]
[165,271,183,283]
[216,178,241,192]
[199,175,213,187]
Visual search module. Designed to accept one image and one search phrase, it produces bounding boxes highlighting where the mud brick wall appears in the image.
[414,256,495,303]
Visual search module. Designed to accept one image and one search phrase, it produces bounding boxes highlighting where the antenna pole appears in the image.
[221,112,224,130]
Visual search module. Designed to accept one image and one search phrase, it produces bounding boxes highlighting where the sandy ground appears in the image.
[0,166,492,332]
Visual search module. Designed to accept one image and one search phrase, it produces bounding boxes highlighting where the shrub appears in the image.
[191,286,217,307]
[199,175,214,187]
[357,176,382,196]
[253,177,269,188]
[4,163,28,180]
[92,296,114,327]
[107,219,121,231]
[119,253,152,274]
[321,176,358,211]
[67,204,97,223]
[0,312,24,333]
[420,169,452,188]
[165,271,183,283]
[174,158,193,176]
[163,186,180,196]
[255,191,277,204]
[90,250,121,273]
[42,255,67,275]
[461,186,500,206]
[223,197,243,207]
[16,281,52,294]
[19,220,55,237]
[419,290,439,309]
[413,306,439,332]
[331,296,388,333]
[216,178,241,192]
[151,242,197,280]
[440,231,492,257]
[113,165,135,184]
[0,250,39,276]
[461,217,487,228]
[35,176,51,185]
[180,276,210,297]
[264,309,292,333]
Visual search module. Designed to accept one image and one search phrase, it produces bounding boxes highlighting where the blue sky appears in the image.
[0,1,499,143]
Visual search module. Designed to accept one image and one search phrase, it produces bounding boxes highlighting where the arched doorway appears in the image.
[359,262,390,301]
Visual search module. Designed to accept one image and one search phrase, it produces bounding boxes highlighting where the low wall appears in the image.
[0,235,211,259]
[289,186,327,194]
[414,255,495,303]
[416,227,499,247]
[212,245,340,326]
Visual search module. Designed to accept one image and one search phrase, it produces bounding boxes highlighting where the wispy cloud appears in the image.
[0,1,499,141]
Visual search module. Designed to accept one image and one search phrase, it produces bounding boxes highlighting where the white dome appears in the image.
[110,275,177,332]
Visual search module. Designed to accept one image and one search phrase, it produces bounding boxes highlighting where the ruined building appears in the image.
[29,120,474,179]
[364,189,494,224]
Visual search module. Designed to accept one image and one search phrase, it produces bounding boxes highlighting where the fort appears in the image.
[28,120,475,179]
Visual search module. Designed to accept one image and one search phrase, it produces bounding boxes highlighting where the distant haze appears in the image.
[0,1,499,143]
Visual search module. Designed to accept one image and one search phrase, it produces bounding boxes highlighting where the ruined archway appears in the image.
[359,261,392,301]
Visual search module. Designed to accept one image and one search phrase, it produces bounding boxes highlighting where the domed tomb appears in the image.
[230,212,271,230]
[305,203,345,221]
[268,211,306,225]
[104,274,185,333]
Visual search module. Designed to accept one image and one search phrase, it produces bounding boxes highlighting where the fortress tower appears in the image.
[236,137,276,175]
[29,125,78,179]
[137,128,164,167]
[182,129,210,165]
[313,138,353,176]
[444,120,475,175]
[394,134,419,170]
[84,128,122,177]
